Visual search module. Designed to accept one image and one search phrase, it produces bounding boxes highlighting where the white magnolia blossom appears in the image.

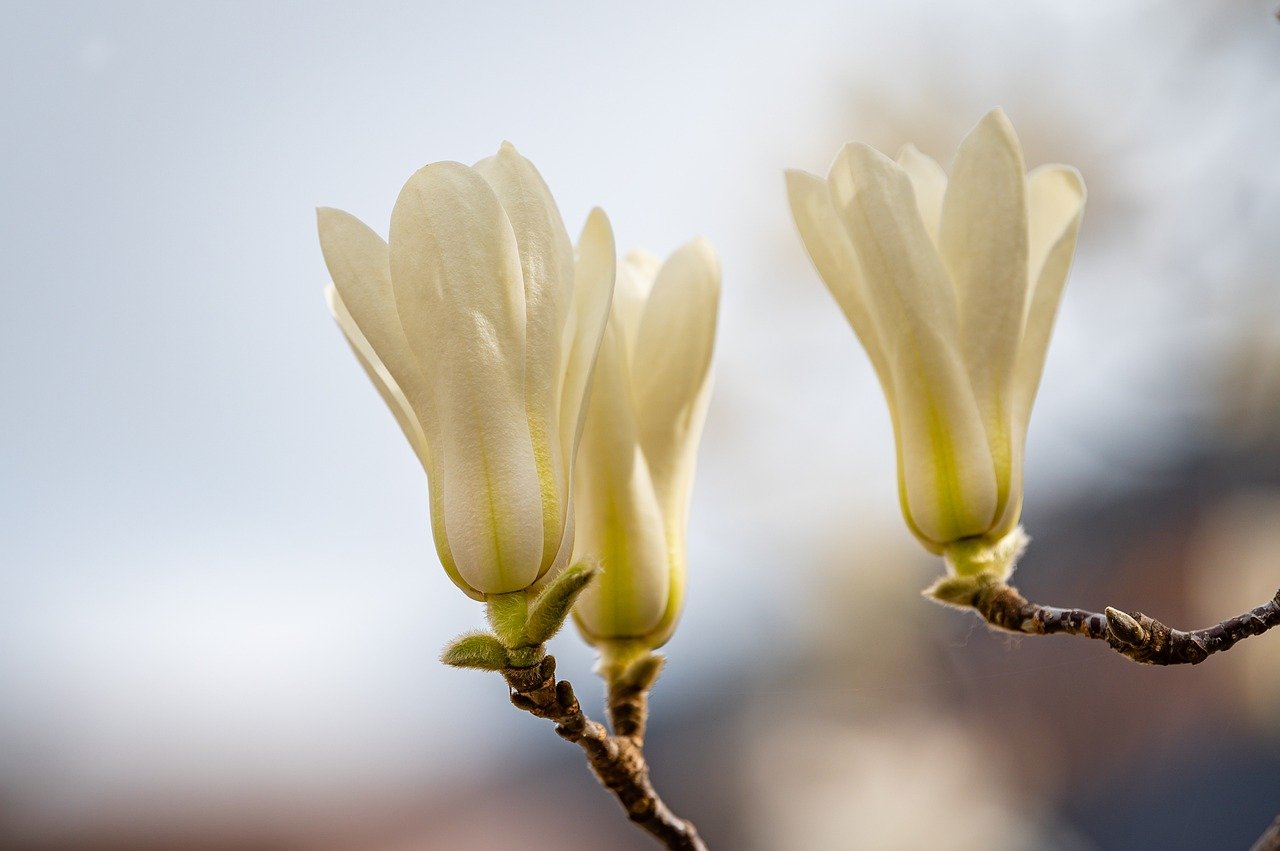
[319,143,615,598]
[787,109,1085,553]
[572,241,720,649]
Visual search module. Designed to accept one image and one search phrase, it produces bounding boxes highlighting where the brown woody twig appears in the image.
[951,576,1280,665]
[502,656,706,851]
[606,666,651,743]
[1252,813,1280,851]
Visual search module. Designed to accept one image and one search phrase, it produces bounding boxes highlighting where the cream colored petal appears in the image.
[992,166,1084,541]
[626,239,720,647]
[632,238,720,523]
[1027,166,1085,283]
[325,286,481,600]
[785,169,892,395]
[636,548,686,649]
[572,319,670,640]
[624,249,661,289]
[537,208,617,585]
[558,208,617,480]
[987,453,1026,544]
[779,168,942,548]
[896,144,948,245]
[325,285,428,465]
[889,369,1000,546]
[473,143,574,572]
[320,210,476,596]
[937,109,1028,514]
[1014,165,1086,426]
[615,249,659,358]
[317,208,435,436]
[826,143,963,353]
[827,142,997,545]
[389,162,544,594]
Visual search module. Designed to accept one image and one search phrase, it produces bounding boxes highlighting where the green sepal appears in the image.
[619,651,665,692]
[485,590,529,648]
[440,631,509,670]
[923,572,991,609]
[524,561,600,645]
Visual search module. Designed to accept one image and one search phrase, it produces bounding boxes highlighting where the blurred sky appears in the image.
[2,0,1278,841]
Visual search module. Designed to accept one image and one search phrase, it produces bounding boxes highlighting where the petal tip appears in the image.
[833,141,898,178]
[829,141,902,197]
[585,205,611,227]
[315,205,344,230]
[784,168,823,193]
[982,106,1011,125]
[955,108,1025,177]
[973,107,1021,147]
[623,247,658,268]
[580,206,615,247]
[1032,163,1087,204]
[684,235,719,266]
[1056,164,1086,197]
[400,159,474,192]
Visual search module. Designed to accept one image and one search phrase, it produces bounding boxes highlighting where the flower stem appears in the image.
[502,654,706,850]
[932,573,1280,665]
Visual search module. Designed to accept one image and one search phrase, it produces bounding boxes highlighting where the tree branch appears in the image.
[1252,813,1280,851]
[502,655,706,850]
[606,669,651,743]
[945,576,1280,665]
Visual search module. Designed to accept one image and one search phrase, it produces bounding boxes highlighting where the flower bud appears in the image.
[571,240,721,649]
[787,109,1085,554]
[319,143,615,597]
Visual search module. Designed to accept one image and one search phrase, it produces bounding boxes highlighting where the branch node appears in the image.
[1104,607,1146,646]
[499,654,706,850]
[939,576,1280,666]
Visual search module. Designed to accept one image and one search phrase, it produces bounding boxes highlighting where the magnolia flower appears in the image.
[571,241,720,650]
[786,109,1085,556]
[319,143,615,599]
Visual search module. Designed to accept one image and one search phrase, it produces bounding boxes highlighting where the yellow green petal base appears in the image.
[926,526,1029,608]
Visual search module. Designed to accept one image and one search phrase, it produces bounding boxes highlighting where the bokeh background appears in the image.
[4,1,1280,848]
